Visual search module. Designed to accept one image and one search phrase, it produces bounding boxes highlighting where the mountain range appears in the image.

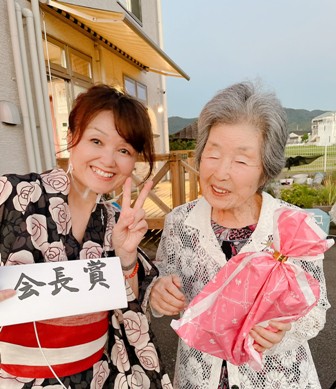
[168,108,328,135]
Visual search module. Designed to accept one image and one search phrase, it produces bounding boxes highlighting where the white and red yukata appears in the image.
[0,169,172,389]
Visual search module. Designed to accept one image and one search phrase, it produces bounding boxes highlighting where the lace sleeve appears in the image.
[147,211,182,317]
[154,211,179,277]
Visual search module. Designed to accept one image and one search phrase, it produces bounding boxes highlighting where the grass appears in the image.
[282,144,336,175]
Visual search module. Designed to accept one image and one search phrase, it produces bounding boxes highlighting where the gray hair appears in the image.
[195,81,288,187]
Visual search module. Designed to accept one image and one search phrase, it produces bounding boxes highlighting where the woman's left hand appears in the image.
[112,177,153,266]
[250,320,292,353]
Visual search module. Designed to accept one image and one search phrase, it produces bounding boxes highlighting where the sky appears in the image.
[161,0,336,118]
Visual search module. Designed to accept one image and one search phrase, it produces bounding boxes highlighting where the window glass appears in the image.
[73,83,88,99]
[70,51,92,78]
[124,76,147,104]
[130,0,142,21]
[124,77,136,97]
[118,0,142,22]
[47,76,70,158]
[43,40,66,68]
[136,82,147,103]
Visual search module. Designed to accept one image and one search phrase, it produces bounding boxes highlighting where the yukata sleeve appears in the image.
[136,246,159,313]
[0,175,13,221]
[0,176,15,264]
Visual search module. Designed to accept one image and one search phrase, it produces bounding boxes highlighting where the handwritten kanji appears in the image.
[14,273,46,300]
[83,260,109,290]
[48,267,79,295]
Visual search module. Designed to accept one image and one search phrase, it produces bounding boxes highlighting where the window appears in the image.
[44,37,92,82]
[124,77,136,97]
[47,76,71,157]
[124,76,147,104]
[118,0,142,23]
[69,49,92,80]
[43,40,67,70]
[43,36,93,158]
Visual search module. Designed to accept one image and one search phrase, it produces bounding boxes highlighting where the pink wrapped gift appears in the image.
[171,207,334,370]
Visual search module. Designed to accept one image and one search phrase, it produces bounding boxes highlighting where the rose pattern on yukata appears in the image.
[0,169,172,389]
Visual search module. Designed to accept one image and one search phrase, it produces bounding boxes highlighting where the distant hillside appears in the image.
[285,109,327,133]
[168,116,196,135]
[168,109,328,135]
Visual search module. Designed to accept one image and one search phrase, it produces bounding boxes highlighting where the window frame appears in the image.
[117,0,142,24]
[123,75,148,105]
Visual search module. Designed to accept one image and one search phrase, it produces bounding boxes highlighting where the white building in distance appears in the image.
[310,112,336,146]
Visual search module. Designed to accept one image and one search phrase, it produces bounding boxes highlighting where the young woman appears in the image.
[0,85,172,388]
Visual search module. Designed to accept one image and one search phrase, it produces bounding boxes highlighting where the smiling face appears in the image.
[69,110,137,197]
[199,122,265,226]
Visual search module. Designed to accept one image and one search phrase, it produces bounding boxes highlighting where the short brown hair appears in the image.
[68,84,154,179]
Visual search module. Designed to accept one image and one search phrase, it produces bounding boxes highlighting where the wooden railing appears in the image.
[57,150,200,230]
[134,151,199,229]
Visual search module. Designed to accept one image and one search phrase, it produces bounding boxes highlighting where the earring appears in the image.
[66,161,73,175]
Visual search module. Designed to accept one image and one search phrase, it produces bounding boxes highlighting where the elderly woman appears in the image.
[149,82,329,388]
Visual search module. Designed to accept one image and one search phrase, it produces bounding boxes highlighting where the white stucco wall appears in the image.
[0,0,31,175]
[312,113,336,146]
[1,0,172,176]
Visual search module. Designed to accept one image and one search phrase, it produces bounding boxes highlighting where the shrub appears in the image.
[316,177,336,206]
[280,184,322,208]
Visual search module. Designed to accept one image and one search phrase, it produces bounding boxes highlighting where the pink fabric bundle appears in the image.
[171,207,333,370]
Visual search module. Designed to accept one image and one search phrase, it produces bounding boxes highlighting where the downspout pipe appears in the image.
[22,7,54,170]
[156,0,169,154]
[15,2,43,172]
[7,0,39,172]
[31,0,56,167]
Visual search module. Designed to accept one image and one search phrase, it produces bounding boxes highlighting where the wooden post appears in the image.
[170,153,185,208]
[179,153,186,204]
[187,151,198,201]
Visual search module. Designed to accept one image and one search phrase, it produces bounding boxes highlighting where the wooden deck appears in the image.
[139,179,196,257]
[141,179,196,229]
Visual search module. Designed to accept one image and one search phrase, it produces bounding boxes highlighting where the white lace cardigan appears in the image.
[155,192,329,389]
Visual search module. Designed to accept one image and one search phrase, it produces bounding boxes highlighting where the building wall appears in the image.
[312,113,336,146]
[0,0,170,177]
[0,0,31,175]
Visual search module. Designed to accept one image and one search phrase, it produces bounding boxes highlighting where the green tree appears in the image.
[301,133,309,142]
[169,139,196,150]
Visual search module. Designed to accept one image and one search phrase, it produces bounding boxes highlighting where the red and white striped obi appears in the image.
[0,311,108,378]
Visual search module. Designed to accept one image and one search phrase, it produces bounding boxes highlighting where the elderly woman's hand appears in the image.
[0,289,16,302]
[150,274,186,316]
[250,320,292,353]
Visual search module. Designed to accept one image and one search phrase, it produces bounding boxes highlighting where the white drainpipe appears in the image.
[15,2,43,172]
[31,0,56,167]
[156,0,169,155]
[7,0,40,172]
[22,7,53,170]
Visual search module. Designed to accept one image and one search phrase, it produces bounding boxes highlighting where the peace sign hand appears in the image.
[112,177,153,267]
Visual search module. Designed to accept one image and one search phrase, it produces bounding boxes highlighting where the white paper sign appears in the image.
[0,257,127,326]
